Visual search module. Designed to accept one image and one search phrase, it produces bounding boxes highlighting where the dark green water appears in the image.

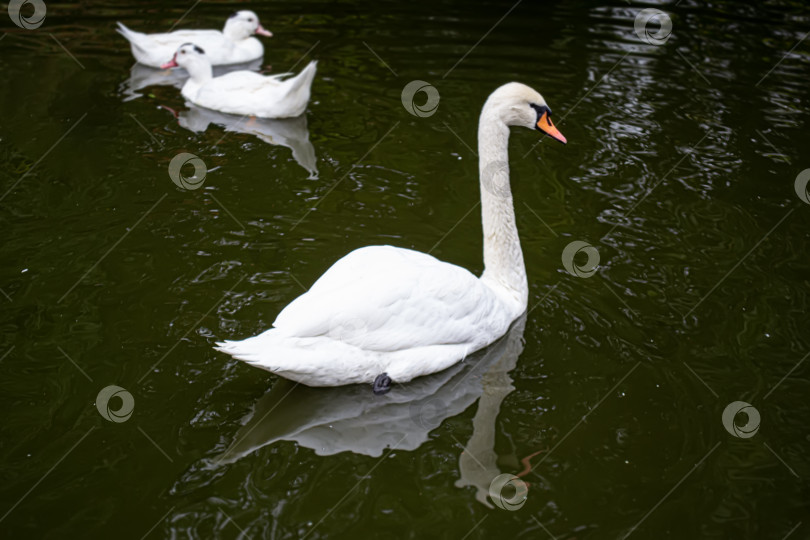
[1,0,809,538]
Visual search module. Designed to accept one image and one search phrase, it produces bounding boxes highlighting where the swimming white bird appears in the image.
[215,82,567,389]
[120,58,262,102]
[116,10,272,68]
[161,43,317,119]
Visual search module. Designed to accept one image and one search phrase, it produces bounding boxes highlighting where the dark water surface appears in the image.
[1,0,809,538]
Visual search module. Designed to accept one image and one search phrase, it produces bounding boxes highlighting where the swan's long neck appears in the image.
[478,108,528,311]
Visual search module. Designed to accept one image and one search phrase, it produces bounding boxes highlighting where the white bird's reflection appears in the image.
[454,314,529,507]
[176,106,318,178]
[217,314,528,505]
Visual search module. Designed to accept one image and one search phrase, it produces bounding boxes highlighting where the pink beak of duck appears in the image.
[255,24,273,37]
[160,54,179,70]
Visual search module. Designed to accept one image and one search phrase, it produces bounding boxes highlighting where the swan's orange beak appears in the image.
[537,111,566,144]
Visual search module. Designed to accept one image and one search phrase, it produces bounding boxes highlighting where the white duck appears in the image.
[161,43,317,119]
[116,10,272,68]
[215,82,567,390]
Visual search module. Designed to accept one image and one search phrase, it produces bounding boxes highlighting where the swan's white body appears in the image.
[116,11,271,68]
[216,82,566,386]
[219,246,520,386]
[166,44,317,119]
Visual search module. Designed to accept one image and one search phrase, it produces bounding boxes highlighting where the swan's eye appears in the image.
[248,18,254,22]
[180,50,186,54]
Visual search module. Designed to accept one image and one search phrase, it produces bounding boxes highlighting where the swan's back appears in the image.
[274,245,501,350]
[216,245,514,385]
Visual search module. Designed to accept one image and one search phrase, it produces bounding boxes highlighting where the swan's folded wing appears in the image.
[272,246,504,352]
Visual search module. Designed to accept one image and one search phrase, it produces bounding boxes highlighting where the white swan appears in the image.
[162,44,317,119]
[215,82,566,388]
[117,10,272,68]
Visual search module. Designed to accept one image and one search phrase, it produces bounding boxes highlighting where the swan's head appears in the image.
[161,43,208,71]
[223,10,272,40]
[485,82,566,144]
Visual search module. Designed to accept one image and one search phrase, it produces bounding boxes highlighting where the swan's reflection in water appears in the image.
[455,314,526,507]
[120,59,263,102]
[177,106,318,178]
[218,314,527,505]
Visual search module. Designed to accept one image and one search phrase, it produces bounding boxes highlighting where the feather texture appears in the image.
[116,10,269,68]
[216,82,563,386]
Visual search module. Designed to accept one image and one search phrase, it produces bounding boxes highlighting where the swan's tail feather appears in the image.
[214,337,276,365]
[214,328,375,386]
[215,330,315,373]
